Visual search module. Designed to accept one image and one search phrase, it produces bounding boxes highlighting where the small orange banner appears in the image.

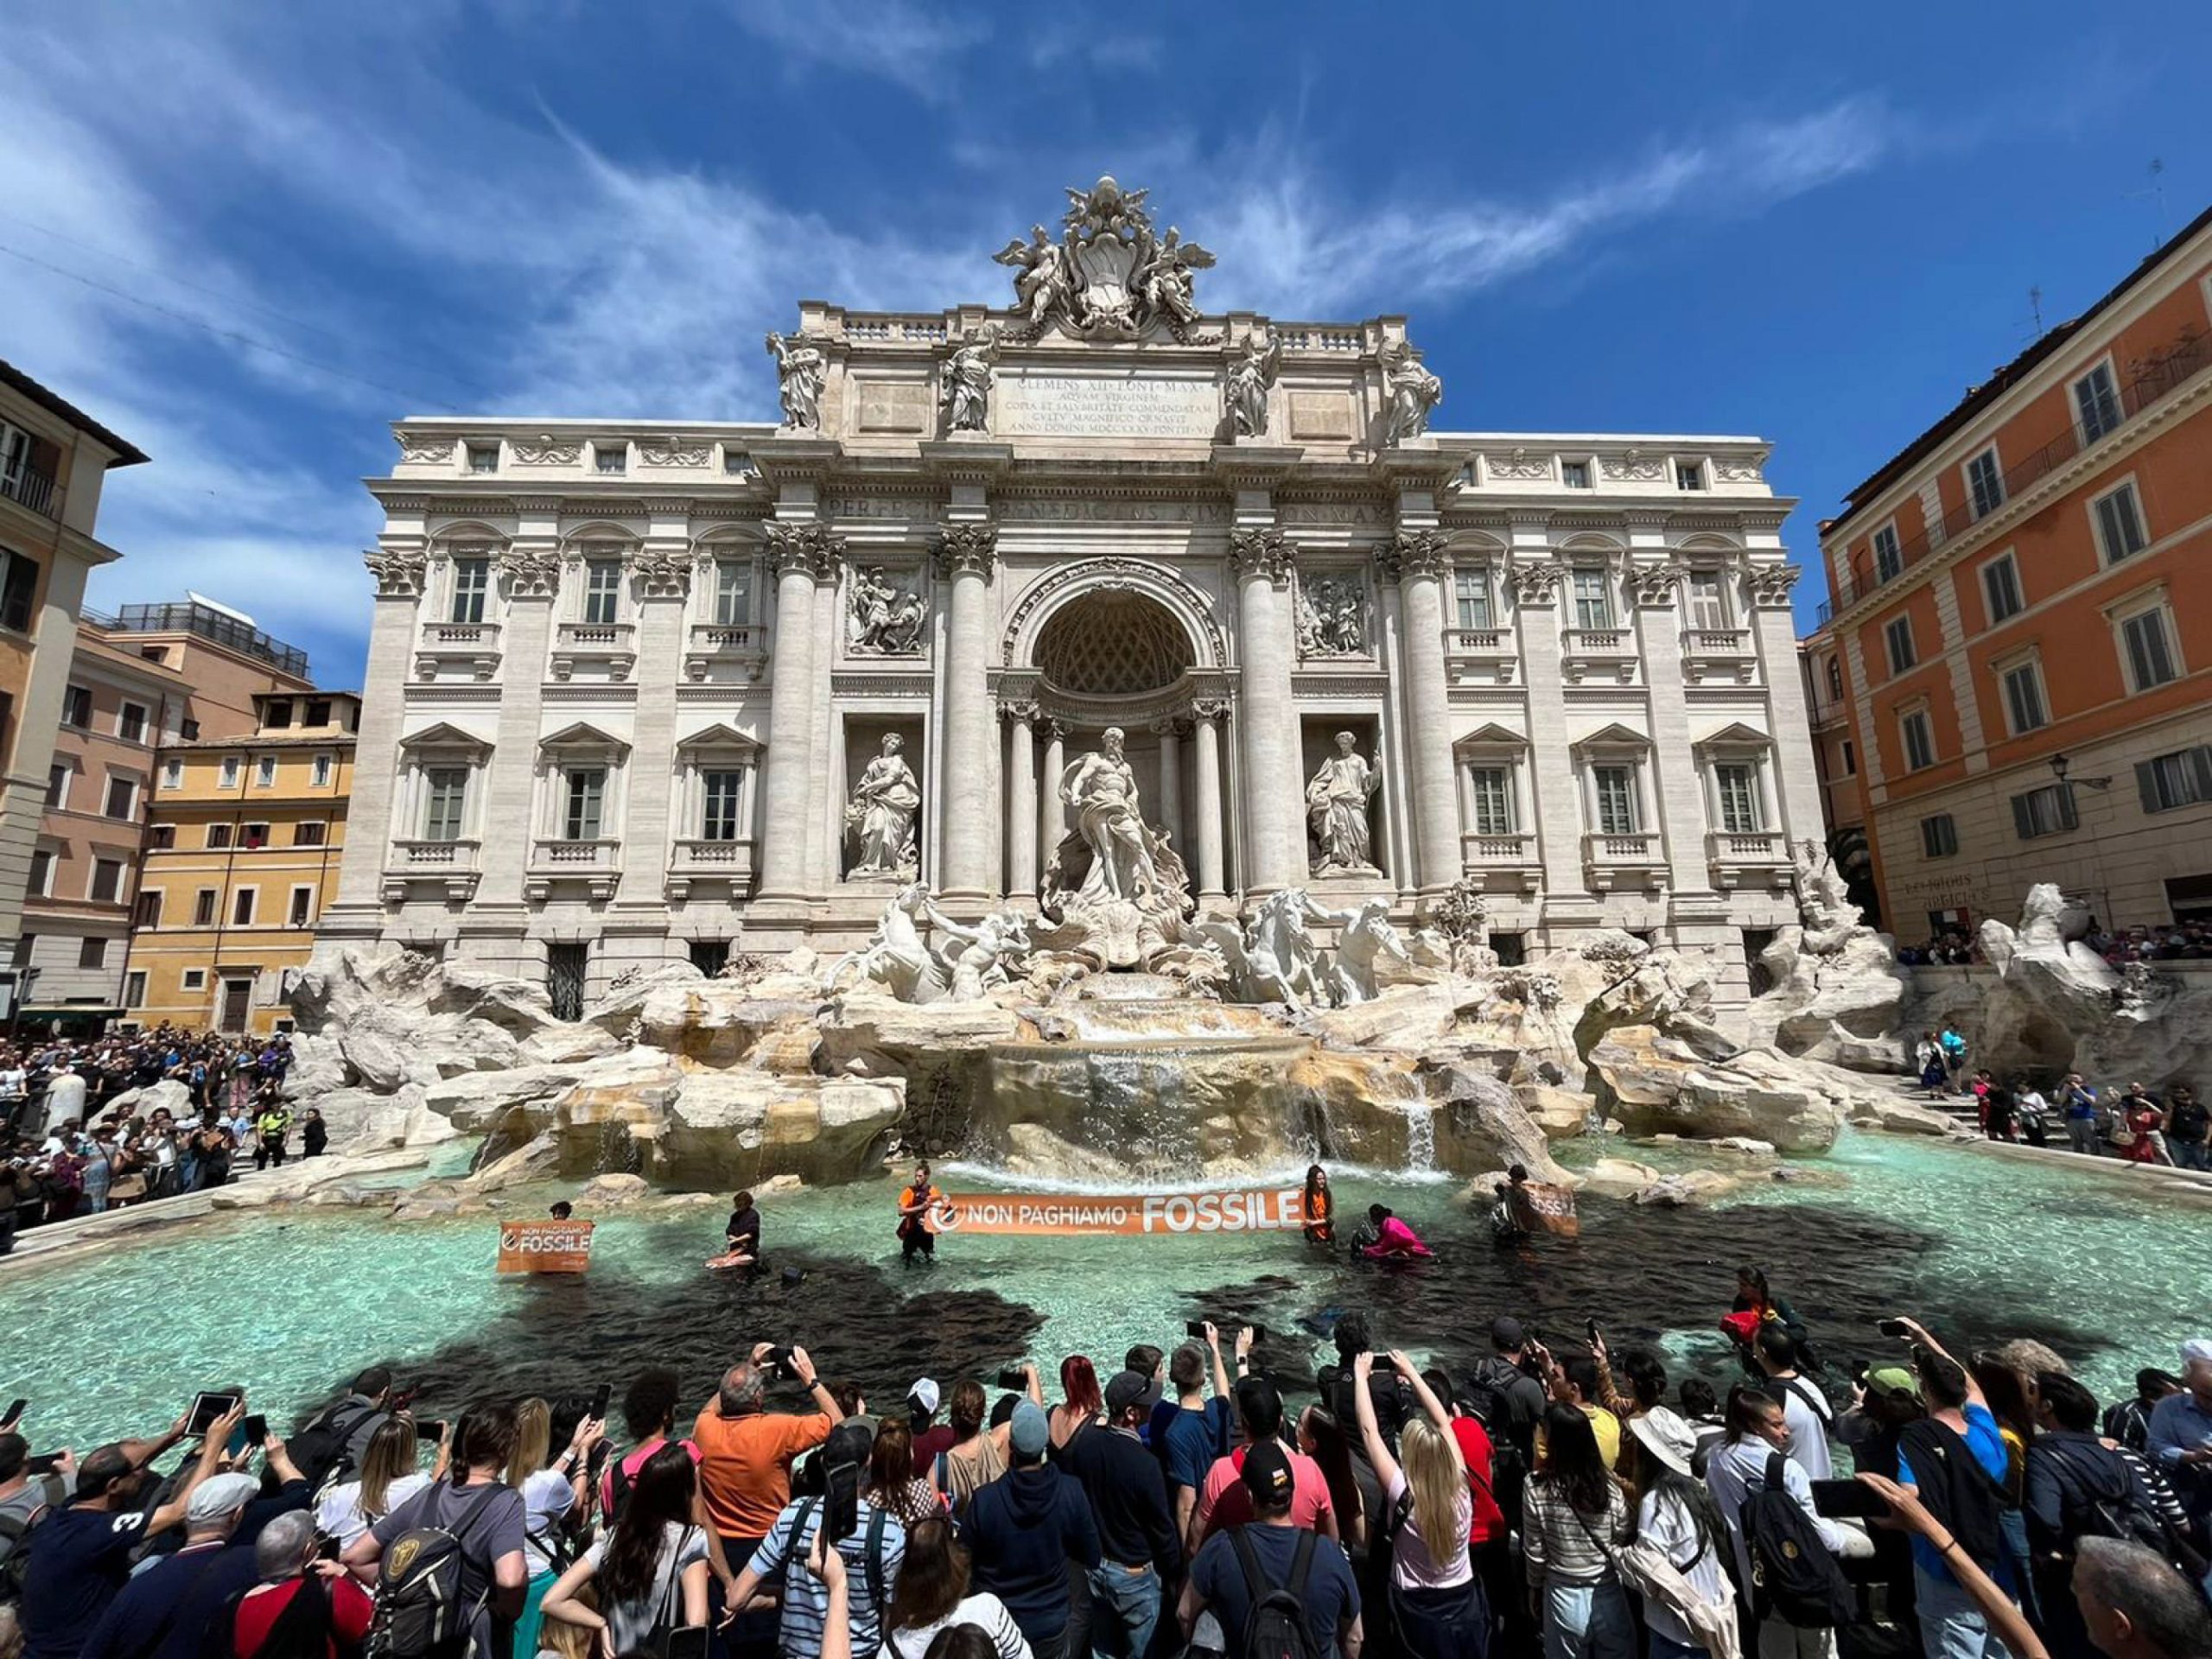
[929,1188,1306,1237]
[1508,1181,1580,1238]
[496,1219,595,1274]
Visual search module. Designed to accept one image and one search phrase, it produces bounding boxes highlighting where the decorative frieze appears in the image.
[511,436,585,466]
[394,432,454,465]
[1484,448,1553,481]
[639,436,715,467]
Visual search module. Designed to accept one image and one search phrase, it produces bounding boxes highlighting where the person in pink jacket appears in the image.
[1356,1204,1434,1260]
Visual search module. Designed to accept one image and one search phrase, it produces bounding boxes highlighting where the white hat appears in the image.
[908,1377,941,1414]
[186,1471,261,1528]
[2182,1339,2212,1367]
[1626,1407,1698,1480]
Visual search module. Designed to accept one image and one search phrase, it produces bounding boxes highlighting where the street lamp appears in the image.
[2048,753,2111,791]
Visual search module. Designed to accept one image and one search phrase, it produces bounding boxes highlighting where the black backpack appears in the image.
[1228,1527,1319,1659]
[1741,1451,1855,1628]
[0,1479,61,1606]
[367,1483,505,1659]
[2042,1441,2171,1558]
[1897,1419,2005,1573]
[290,1400,385,1495]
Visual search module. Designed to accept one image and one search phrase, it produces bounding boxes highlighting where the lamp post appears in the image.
[2049,752,2113,930]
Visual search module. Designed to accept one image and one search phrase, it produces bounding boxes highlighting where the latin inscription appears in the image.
[855,381,931,435]
[1287,391,1353,440]
[999,373,1218,439]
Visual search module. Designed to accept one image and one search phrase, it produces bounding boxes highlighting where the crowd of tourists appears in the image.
[1909,1027,2209,1170]
[2,1280,2208,1659]
[1892,920,2212,969]
[0,1029,311,1249]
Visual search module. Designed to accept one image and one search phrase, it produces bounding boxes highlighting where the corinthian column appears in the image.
[1005,702,1039,903]
[1040,720,1066,860]
[1230,527,1304,893]
[1192,699,1228,901]
[935,523,998,906]
[1152,717,1183,851]
[1394,529,1462,896]
[754,523,832,910]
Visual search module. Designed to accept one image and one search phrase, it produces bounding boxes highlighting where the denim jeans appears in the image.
[1914,1563,2013,1659]
[2066,1117,2099,1155]
[1084,1561,1160,1659]
[1542,1580,1635,1659]
[2176,1138,2210,1171]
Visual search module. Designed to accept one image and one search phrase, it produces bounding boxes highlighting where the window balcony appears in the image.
[415,620,502,682]
[665,836,758,901]
[1560,628,1639,685]
[1459,831,1542,893]
[1,461,59,519]
[526,837,621,902]
[382,838,481,904]
[1580,831,1668,893]
[1679,627,1758,685]
[550,620,637,682]
[684,622,767,683]
[1705,830,1792,891]
[1444,627,1519,684]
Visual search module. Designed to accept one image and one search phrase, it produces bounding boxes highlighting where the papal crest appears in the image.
[993,175,1216,343]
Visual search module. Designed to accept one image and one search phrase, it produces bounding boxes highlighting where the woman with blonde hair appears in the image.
[1351,1350,1487,1659]
[315,1414,442,1548]
[509,1395,605,1659]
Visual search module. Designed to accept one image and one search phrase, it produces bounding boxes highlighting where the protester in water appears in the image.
[725,1189,762,1269]
[897,1161,942,1268]
[1302,1164,1335,1246]
[1351,1204,1433,1261]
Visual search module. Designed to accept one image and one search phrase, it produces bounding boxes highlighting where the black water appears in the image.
[370,1192,2102,1423]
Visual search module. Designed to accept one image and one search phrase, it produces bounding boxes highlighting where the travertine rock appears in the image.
[1580,1158,1662,1198]
[1845,1095,1955,1136]
[1587,1026,1844,1152]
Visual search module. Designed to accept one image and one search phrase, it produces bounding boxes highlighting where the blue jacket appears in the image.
[963,1465,1102,1640]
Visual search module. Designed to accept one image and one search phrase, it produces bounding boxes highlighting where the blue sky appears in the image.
[6,0,2209,687]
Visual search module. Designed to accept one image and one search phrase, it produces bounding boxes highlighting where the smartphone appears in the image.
[25,1452,64,1476]
[1811,1478,1891,1520]
[666,1628,711,1659]
[1185,1319,1210,1339]
[1586,1319,1602,1346]
[1248,1325,1268,1344]
[1851,1363,1871,1389]
[822,1460,861,1547]
[1,1399,24,1430]
[416,1419,446,1444]
[588,1382,613,1422]
[766,1345,796,1377]
[232,1414,268,1455]
[995,1368,1028,1391]
[187,1391,241,1435]
[1876,1319,1911,1338]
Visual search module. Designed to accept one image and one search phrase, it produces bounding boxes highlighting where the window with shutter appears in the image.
[2094,484,2148,564]
[1469,767,1512,835]
[2120,608,2177,690]
[1453,571,1493,631]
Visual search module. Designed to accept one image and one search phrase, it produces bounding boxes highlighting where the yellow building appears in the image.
[126,691,359,1033]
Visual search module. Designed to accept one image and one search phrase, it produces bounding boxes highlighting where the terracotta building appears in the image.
[128,690,359,1033]
[0,362,146,1014]
[1804,207,2212,942]
[17,601,317,1027]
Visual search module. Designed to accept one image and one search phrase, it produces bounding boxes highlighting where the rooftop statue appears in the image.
[1382,339,1443,444]
[764,331,826,430]
[994,177,1214,341]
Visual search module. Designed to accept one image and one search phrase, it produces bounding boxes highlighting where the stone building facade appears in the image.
[319,181,1821,1019]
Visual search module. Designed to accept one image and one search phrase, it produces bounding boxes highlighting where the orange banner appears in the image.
[496,1219,595,1274]
[929,1188,1308,1236]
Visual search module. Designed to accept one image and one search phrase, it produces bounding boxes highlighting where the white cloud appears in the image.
[724,0,989,99]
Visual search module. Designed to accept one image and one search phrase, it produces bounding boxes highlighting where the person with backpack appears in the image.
[1179,1440,1363,1659]
[1850,1476,2050,1659]
[2025,1372,2171,1659]
[341,1402,530,1659]
[1191,1378,1338,1552]
[1522,1405,1630,1659]
[1059,1371,1181,1659]
[1751,1331,1834,1481]
[1890,1318,2016,1659]
[724,1421,906,1659]
[0,1433,68,1609]
[1622,1411,1738,1659]
[963,1402,1100,1659]
[290,1370,397,1497]
[507,1399,602,1659]
[540,1442,710,1655]
[1704,1387,1858,1659]
[75,1471,261,1659]
[231,1510,376,1658]
[596,1368,695,1522]
[1350,1351,1486,1659]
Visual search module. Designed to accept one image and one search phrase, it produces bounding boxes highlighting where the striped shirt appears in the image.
[751,1497,906,1658]
[1521,1477,1628,1586]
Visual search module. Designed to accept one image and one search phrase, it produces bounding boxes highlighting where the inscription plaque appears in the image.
[855,380,931,435]
[1288,391,1353,441]
[998,372,1218,439]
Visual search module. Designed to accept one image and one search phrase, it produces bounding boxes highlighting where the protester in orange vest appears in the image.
[898,1160,942,1268]
[1301,1164,1335,1246]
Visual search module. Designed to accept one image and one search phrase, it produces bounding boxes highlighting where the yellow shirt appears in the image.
[1535,1402,1624,1470]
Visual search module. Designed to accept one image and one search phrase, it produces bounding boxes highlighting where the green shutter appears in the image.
[2056,786,2078,831]
[2011,794,2035,840]
[2190,747,2212,804]
[2138,760,2162,813]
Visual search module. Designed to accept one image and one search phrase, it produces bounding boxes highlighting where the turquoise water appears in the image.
[0,1129,2199,1456]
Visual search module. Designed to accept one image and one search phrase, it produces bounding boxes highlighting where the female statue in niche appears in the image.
[1306,730,1382,875]
[846,733,920,876]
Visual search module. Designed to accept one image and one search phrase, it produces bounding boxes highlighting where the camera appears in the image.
[765,1345,798,1378]
[996,1368,1028,1391]
[780,1267,806,1287]
[1876,1319,1911,1339]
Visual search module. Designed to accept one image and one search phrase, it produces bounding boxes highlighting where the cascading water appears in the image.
[1400,1096,1438,1173]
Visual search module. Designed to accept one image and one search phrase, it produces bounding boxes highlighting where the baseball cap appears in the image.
[1009,1401,1050,1459]
[1104,1370,1151,1419]
[1242,1440,1294,1509]
[1491,1317,1526,1351]
[823,1421,874,1469]
[186,1471,261,1527]
[907,1377,941,1415]
[1866,1366,1922,1403]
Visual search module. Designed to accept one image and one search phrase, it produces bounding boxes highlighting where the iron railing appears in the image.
[101,601,310,677]
[1832,329,2209,612]
[1,461,57,518]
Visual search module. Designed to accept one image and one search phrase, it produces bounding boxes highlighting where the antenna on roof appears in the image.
[2126,158,2167,250]
[2027,285,2044,336]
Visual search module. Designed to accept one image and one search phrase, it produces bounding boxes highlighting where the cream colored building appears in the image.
[320,181,1821,1020]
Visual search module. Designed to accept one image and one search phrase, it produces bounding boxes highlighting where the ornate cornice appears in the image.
[936,523,1000,579]
[1227,526,1294,586]
[1630,560,1686,608]
[1506,558,1563,606]
[633,549,691,598]
[1386,529,1448,581]
[363,549,426,598]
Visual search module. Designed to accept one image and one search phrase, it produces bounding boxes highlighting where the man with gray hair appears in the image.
[692,1343,843,1622]
[230,1510,375,1656]
[2071,1537,2212,1659]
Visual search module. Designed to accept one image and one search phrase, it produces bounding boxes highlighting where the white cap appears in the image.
[2182,1339,2212,1367]
[908,1377,941,1414]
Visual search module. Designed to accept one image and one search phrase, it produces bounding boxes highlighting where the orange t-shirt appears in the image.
[691,1407,833,1538]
